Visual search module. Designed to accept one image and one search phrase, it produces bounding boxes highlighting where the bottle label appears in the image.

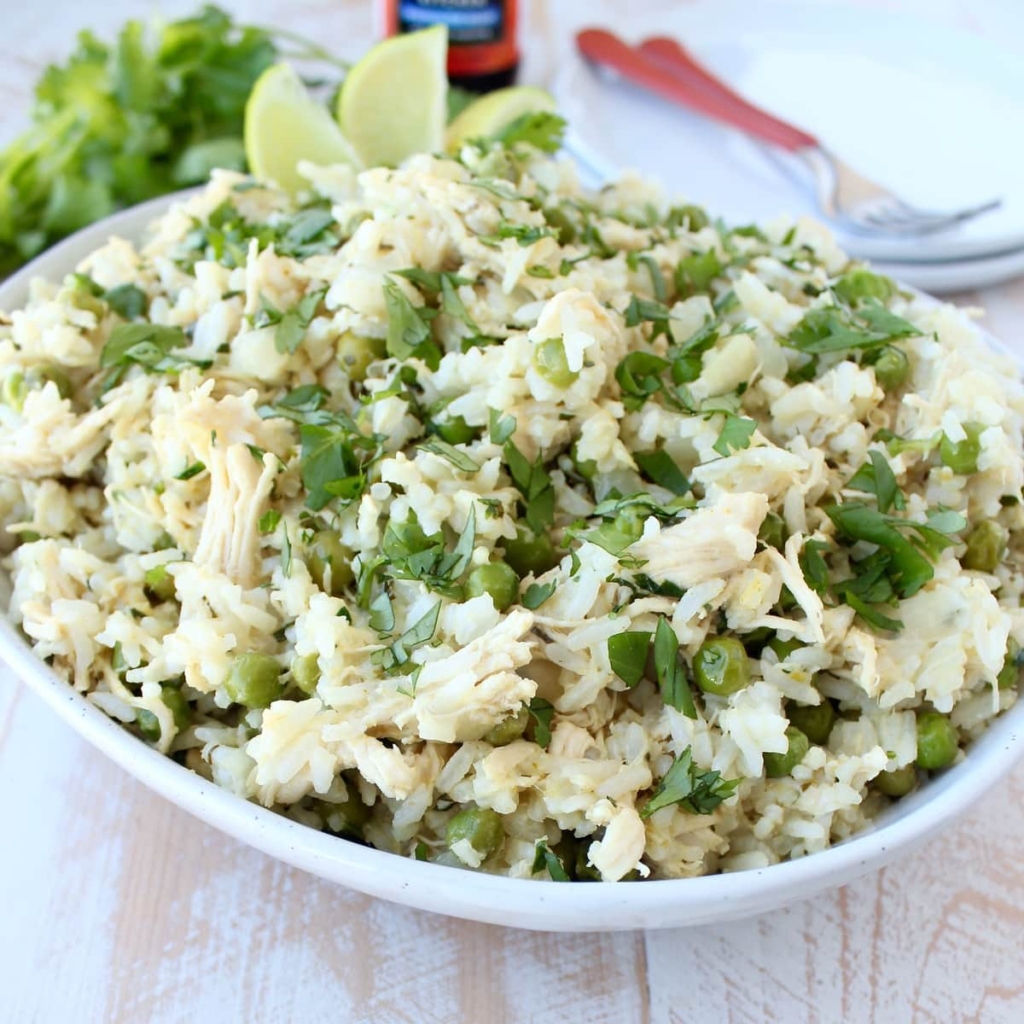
[398,1,506,46]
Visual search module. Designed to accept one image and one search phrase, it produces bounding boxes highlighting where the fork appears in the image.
[575,28,1001,237]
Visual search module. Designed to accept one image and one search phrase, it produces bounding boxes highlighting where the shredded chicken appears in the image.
[633,492,769,589]
[412,609,537,742]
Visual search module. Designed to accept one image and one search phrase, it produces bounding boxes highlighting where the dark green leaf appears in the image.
[418,438,481,473]
[634,448,690,496]
[640,746,740,818]
[494,112,567,153]
[522,580,557,609]
[847,450,905,513]
[258,509,281,534]
[531,839,570,881]
[174,461,205,481]
[712,415,756,457]
[489,408,516,444]
[104,283,147,319]
[800,539,830,592]
[528,698,555,748]
[653,616,696,717]
[607,630,651,687]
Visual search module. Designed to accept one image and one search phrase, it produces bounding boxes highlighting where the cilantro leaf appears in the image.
[654,617,696,718]
[371,601,441,676]
[274,286,327,355]
[675,250,722,297]
[259,384,330,423]
[258,509,281,534]
[712,414,757,457]
[299,413,382,511]
[625,295,673,341]
[504,440,555,533]
[489,409,516,444]
[786,300,920,356]
[531,839,570,881]
[615,351,670,411]
[522,580,557,609]
[104,283,147,320]
[528,697,555,748]
[634,448,690,496]
[494,112,567,153]
[174,461,205,481]
[383,279,439,365]
[847,450,905,514]
[417,438,481,473]
[800,539,831,593]
[608,630,651,687]
[640,747,740,819]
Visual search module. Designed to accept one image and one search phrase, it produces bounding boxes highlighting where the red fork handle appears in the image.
[638,36,818,151]
[575,28,818,153]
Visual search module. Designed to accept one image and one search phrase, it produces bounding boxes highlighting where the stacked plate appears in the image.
[553,2,1024,293]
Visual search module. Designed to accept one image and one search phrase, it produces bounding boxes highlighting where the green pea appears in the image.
[544,205,577,244]
[445,806,504,861]
[466,561,519,611]
[872,764,917,797]
[873,347,910,390]
[787,701,835,745]
[693,636,751,696]
[483,706,529,746]
[314,788,370,836]
[503,528,557,577]
[225,652,283,709]
[669,204,710,231]
[962,520,1006,572]
[435,415,476,445]
[337,331,385,381]
[532,338,578,388]
[997,638,1021,690]
[4,367,73,411]
[143,564,176,603]
[136,708,161,743]
[833,268,896,306]
[2,372,26,411]
[940,423,984,475]
[291,652,321,695]
[768,635,803,661]
[764,726,810,778]
[915,711,959,770]
[160,685,191,732]
[758,511,787,551]
[307,529,353,596]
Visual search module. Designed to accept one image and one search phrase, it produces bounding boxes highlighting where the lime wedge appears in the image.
[445,86,558,153]
[336,26,448,167]
[245,63,361,194]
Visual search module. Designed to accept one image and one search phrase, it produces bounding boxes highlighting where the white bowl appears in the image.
[2,194,1022,932]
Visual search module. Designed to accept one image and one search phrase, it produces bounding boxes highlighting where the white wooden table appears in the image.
[3,1,1024,1021]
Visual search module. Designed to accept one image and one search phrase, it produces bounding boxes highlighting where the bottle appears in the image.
[380,1,519,92]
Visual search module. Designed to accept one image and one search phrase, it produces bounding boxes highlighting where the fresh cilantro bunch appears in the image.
[0,5,345,274]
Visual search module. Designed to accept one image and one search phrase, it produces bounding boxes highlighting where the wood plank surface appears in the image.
[2,1,1024,1021]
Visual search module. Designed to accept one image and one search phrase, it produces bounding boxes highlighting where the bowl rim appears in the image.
[2,191,1022,932]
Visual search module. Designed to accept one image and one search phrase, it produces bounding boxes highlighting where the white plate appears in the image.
[554,1,1024,272]
[873,246,1024,295]
[2,195,1024,931]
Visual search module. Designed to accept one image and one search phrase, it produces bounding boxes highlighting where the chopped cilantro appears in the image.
[675,250,722,297]
[712,414,757,457]
[494,112,566,153]
[258,510,281,534]
[634,448,690,496]
[522,579,557,609]
[417,438,481,474]
[104,283,148,320]
[174,461,205,481]
[528,697,555,748]
[371,600,441,676]
[640,746,740,818]
[847,450,905,513]
[653,616,696,718]
[531,839,570,881]
[503,440,554,534]
[383,279,440,366]
[299,412,382,511]
[607,630,651,687]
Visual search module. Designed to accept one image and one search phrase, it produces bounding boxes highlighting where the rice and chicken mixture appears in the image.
[2,131,1023,882]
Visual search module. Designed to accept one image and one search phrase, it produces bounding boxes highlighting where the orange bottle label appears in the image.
[382,1,518,78]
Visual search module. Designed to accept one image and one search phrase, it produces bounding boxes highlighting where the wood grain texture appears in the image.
[2,1,1024,1021]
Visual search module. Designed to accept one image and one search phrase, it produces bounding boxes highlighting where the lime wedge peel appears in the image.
[336,25,449,168]
[445,86,558,153]
[244,63,361,195]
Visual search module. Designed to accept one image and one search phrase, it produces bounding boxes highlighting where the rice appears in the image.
[2,135,1023,882]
